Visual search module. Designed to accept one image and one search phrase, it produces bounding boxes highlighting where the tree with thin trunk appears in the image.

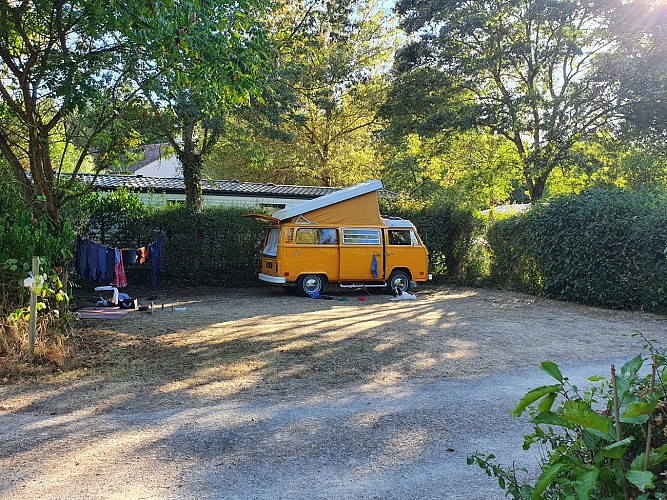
[0,0,271,224]
[134,0,271,213]
[207,0,397,188]
[0,0,145,227]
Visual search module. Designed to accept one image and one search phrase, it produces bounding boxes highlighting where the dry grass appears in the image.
[0,311,75,379]
[61,287,667,391]
[3,285,665,410]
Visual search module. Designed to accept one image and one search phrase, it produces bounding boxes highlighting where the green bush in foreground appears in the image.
[469,340,667,499]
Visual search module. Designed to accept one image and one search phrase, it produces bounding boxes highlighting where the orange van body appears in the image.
[248,180,430,296]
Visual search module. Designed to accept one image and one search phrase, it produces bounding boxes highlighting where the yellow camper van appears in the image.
[247,180,431,296]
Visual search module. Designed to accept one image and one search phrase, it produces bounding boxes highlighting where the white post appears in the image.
[28,256,39,362]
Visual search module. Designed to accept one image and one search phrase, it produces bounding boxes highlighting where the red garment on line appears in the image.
[112,249,127,288]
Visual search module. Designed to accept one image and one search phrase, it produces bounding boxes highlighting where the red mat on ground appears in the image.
[76,307,133,320]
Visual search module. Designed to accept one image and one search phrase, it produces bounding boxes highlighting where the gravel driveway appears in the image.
[0,286,664,499]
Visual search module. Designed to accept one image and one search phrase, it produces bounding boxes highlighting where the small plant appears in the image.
[1,260,72,369]
[469,337,667,499]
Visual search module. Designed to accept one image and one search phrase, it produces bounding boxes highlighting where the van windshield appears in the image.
[263,228,280,257]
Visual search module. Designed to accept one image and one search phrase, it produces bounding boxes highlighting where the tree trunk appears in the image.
[179,151,204,213]
[526,176,545,202]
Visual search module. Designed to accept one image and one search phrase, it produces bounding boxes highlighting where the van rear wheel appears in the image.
[387,270,411,294]
[297,274,324,297]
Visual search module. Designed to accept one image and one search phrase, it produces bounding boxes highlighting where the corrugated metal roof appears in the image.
[74,174,339,199]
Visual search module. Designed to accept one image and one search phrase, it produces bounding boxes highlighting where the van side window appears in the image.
[388,229,420,246]
[296,228,338,245]
[286,228,295,243]
[388,230,411,245]
[342,228,381,245]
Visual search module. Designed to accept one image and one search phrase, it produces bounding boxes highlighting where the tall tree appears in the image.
[206,0,397,187]
[131,0,271,213]
[0,0,143,227]
[0,0,271,225]
[390,0,638,201]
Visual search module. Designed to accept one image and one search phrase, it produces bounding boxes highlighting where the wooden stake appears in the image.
[28,256,39,362]
[645,354,657,470]
[611,364,629,500]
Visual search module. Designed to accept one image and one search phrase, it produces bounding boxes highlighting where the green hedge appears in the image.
[76,201,266,288]
[142,206,266,286]
[487,189,667,312]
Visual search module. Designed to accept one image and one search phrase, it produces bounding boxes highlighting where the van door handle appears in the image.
[386,252,393,256]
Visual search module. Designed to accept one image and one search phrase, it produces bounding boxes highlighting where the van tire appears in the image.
[297,274,324,297]
[387,270,411,294]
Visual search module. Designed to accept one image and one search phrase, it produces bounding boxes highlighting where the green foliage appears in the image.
[0,0,272,224]
[487,189,667,312]
[0,169,74,363]
[391,0,636,201]
[129,0,272,213]
[141,205,266,287]
[381,131,523,209]
[75,193,266,287]
[71,188,149,248]
[0,173,74,304]
[469,344,667,498]
[206,0,395,189]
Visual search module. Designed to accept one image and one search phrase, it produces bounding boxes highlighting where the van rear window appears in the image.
[342,229,381,245]
[263,228,280,256]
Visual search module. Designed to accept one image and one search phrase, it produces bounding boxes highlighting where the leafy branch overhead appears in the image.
[0,0,272,222]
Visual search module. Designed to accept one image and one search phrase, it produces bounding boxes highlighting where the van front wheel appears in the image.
[297,274,324,297]
[387,270,411,294]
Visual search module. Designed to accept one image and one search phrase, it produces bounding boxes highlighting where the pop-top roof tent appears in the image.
[246,179,418,229]
[248,180,385,225]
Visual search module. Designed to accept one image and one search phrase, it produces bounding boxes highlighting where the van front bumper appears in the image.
[259,273,287,284]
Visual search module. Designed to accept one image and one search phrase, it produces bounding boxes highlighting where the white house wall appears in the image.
[134,155,182,178]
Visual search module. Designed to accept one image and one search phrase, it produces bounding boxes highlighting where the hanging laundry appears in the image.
[147,232,165,288]
[86,240,99,281]
[75,235,89,279]
[371,254,379,278]
[137,247,148,265]
[96,244,110,282]
[75,232,166,286]
[112,249,127,288]
[122,248,138,267]
[105,246,115,282]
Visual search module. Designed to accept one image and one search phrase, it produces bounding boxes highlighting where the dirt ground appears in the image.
[0,285,665,499]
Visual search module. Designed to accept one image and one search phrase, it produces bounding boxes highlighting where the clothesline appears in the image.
[75,232,165,288]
